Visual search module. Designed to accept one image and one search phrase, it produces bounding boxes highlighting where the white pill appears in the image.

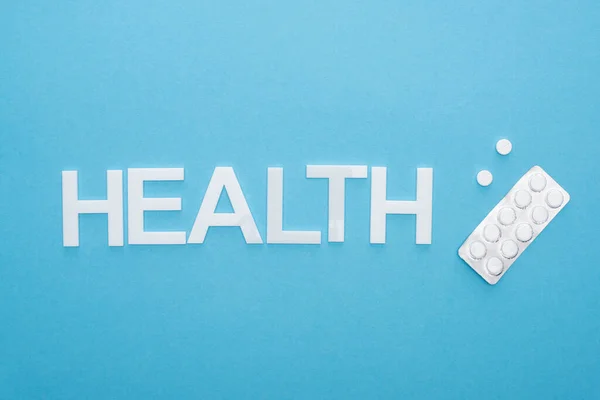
[514,190,532,209]
[529,173,547,192]
[546,190,564,209]
[515,223,534,242]
[532,206,549,225]
[498,207,516,226]
[486,257,504,276]
[483,224,501,243]
[501,239,519,259]
[477,170,493,187]
[469,241,487,260]
[496,139,512,156]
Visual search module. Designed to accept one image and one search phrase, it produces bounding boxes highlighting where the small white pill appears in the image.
[515,223,534,242]
[483,224,501,243]
[501,239,519,259]
[469,241,487,260]
[529,173,547,192]
[486,257,504,276]
[532,206,549,225]
[546,190,564,209]
[514,190,532,209]
[498,207,517,226]
[496,139,512,156]
[477,170,493,187]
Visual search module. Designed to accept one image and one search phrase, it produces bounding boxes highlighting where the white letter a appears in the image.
[188,167,262,244]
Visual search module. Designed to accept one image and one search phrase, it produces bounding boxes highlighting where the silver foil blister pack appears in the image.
[459,166,570,284]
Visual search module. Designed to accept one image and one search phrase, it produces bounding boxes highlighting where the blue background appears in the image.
[1,1,599,398]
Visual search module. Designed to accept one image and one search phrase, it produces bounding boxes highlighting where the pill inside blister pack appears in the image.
[458,166,570,285]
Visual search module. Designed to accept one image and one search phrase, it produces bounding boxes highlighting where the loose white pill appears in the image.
[498,207,517,226]
[515,223,534,242]
[501,239,519,259]
[477,170,493,187]
[496,139,512,156]
[514,190,532,209]
[546,190,564,209]
[486,257,504,276]
[483,224,501,243]
[529,173,547,192]
[532,206,549,225]
[469,241,487,260]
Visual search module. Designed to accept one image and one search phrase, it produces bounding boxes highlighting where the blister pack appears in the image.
[458,166,570,284]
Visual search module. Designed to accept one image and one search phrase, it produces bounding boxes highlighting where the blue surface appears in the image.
[1,1,600,398]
